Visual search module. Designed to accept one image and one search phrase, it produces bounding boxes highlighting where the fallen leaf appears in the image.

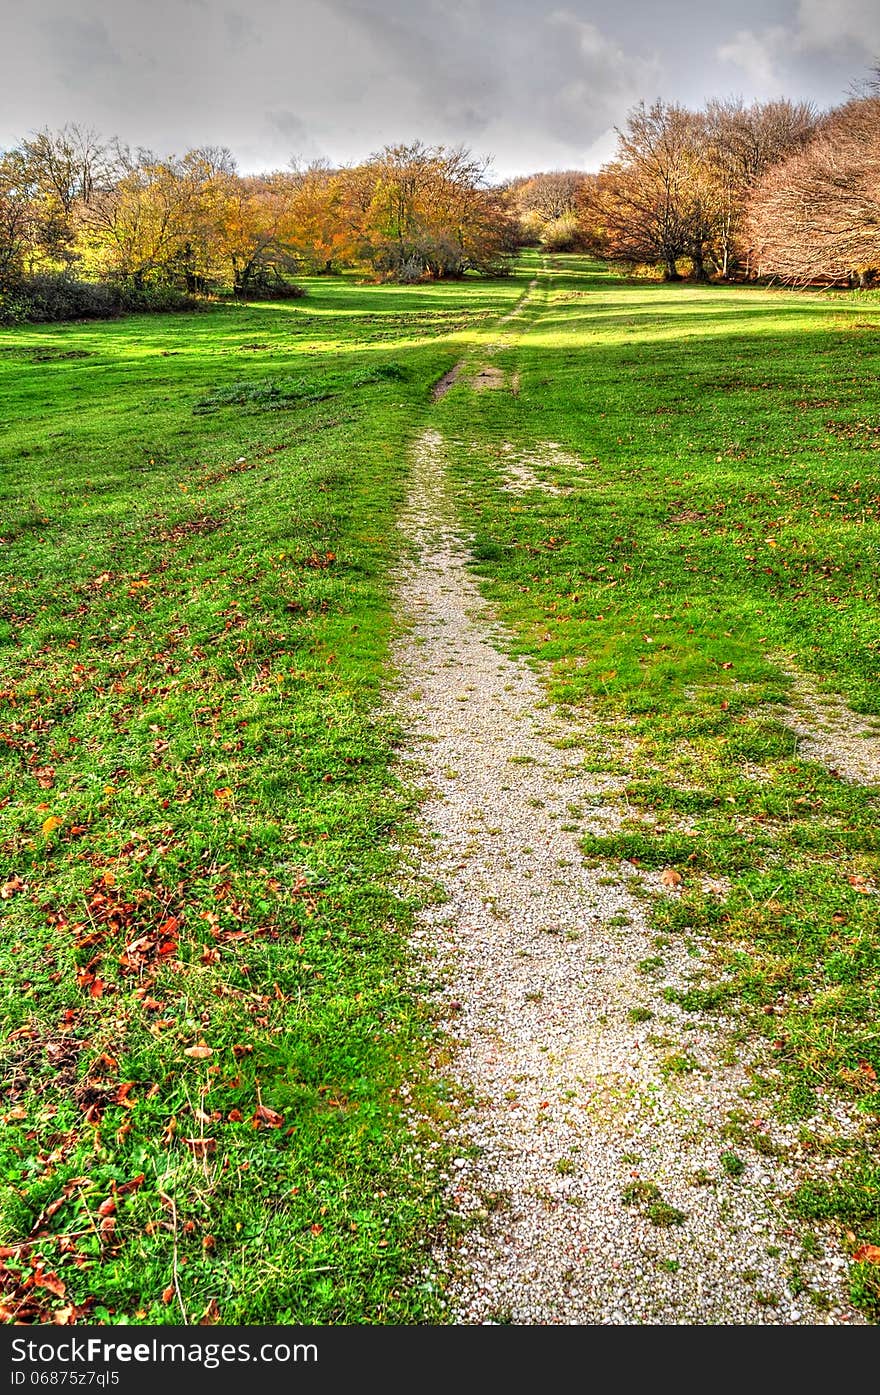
[97,1197,117,1218]
[199,1297,221,1325]
[853,1244,880,1264]
[847,875,874,894]
[33,1270,66,1299]
[252,1104,284,1129]
[42,816,63,836]
[214,787,232,801]
[0,875,25,899]
[183,1137,216,1157]
[660,868,683,889]
[161,1285,175,1305]
[116,1174,146,1196]
[184,1044,213,1060]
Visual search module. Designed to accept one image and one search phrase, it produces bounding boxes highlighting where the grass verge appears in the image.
[0,270,522,1323]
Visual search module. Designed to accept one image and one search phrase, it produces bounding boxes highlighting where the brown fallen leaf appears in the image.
[184,1044,213,1060]
[97,1197,116,1218]
[660,868,683,889]
[199,1297,221,1325]
[853,1244,880,1264]
[0,875,25,899]
[162,1285,175,1304]
[252,1104,284,1129]
[33,1269,66,1299]
[183,1137,216,1157]
[116,1173,146,1196]
[848,875,874,894]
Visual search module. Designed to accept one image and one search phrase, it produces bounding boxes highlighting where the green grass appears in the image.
[4,251,880,1323]
[435,254,880,1316]
[0,269,524,1324]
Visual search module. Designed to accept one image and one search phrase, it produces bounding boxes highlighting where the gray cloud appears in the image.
[2,0,875,176]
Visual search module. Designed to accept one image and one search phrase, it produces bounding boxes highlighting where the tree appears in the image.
[77,151,203,286]
[508,171,589,247]
[747,97,880,284]
[357,142,513,280]
[705,98,817,276]
[585,102,709,279]
[0,149,39,289]
[207,170,300,295]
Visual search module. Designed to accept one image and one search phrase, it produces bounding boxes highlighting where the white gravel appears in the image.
[776,672,880,786]
[389,427,865,1326]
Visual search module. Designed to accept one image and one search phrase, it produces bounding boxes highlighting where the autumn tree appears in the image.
[207,169,300,295]
[0,149,40,289]
[705,98,817,276]
[358,142,512,280]
[286,161,360,272]
[747,97,880,284]
[508,171,589,248]
[586,102,712,279]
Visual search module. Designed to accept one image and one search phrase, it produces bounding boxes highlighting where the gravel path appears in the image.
[391,428,862,1326]
[776,674,880,787]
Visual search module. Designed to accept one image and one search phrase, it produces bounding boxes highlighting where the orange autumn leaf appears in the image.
[660,867,683,889]
[253,1103,284,1129]
[42,815,63,836]
[853,1244,880,1264]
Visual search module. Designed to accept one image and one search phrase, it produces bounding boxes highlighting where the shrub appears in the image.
[0,273,200,324]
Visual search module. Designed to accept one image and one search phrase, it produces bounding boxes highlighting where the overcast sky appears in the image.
[3,0,879,177]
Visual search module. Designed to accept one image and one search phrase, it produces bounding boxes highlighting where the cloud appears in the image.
[795,0,880,56]
[717,0,880,97]
[3,0,871,179]
[717,27,789,92]
[42,15,121,82]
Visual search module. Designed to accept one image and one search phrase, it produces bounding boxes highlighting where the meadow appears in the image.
[2,254,879,1321]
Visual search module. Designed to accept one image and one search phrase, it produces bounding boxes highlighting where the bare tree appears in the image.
[706,98,817,276]
[585,102,709,279]
[748,97,880,284]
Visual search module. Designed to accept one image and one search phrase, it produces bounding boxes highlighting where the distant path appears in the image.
[390,426,862,1324]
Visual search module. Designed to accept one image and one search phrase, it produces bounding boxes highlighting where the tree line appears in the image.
[0,132,516,319]
[2,84,879,321]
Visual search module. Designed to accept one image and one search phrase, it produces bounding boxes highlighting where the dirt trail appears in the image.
[390,427,862,1325]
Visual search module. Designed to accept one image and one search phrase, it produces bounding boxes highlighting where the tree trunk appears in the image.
[663,253,681,281]
[690,245,709,281]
